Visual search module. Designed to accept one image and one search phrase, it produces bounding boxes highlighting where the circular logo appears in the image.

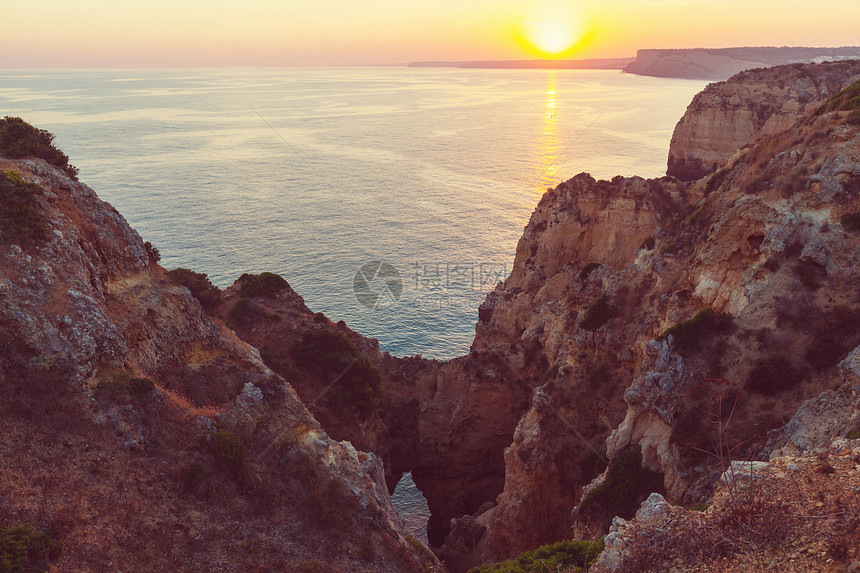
[353,261,403,310]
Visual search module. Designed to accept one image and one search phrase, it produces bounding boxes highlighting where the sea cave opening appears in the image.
[390,472,431,544]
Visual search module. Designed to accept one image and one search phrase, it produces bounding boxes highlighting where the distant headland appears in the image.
[411,46,860,81]
[625,46,860,79]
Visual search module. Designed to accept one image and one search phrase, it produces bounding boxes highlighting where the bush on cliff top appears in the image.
[237,272,290,299]
[0,116,78,180]
[0,170,50,245]
[291,329,381,417]
[167,268,222,311]
[468,539,604,573]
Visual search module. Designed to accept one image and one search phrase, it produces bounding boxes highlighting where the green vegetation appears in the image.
[688,502,710,512]
[825,79,860,112]
[794,259,827,290]
[656,308,735,355]
[97,371,156,402]
[578,262,601,281]
[291,329,381,417]
[577,446,664,524]
[213,430,246,476]
[0,523,63,573]
[468,539,605,573]
[578,294,615,331]
[237,272,290,299]
[746,355,805,396]
[0,170,50,245]
[705,168,728,194]
[167,268,222,311]
[226,297,281,328]
[0,116,78,179]
[846,427,860,440]
[804,306,860,370]
[143,241,160,263]
[841,212,860,232]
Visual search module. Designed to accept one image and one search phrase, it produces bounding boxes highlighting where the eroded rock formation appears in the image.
[0,157,442,572]
[667,60,860,180]
[4,60,860,573]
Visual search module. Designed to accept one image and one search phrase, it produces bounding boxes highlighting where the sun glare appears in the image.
[518,1,587,58]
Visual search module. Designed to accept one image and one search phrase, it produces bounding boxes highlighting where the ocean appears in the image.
[0,67,706,542]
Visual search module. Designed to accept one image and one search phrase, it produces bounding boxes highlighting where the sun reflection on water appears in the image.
[537,71,561,195]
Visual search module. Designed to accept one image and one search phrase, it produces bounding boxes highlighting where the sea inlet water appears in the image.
[0,67,706,543]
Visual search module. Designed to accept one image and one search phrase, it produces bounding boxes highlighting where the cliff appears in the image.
[442,68,860,570]
[625,46,860,80]
[668,60,860,180]
[0,141,442,571]
[4,60,860,573]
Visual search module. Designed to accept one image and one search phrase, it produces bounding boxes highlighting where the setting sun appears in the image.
[518,1,588,58]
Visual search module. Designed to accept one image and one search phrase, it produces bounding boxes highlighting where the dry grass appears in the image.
[611,448,860,572]
[157,384,224,419]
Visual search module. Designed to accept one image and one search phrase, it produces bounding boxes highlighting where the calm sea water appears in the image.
[0,67,705,360]
[0,68,705,540]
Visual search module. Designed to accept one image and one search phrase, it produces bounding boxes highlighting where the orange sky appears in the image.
[2,0,859,67]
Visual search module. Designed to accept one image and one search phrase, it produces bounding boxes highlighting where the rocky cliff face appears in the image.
[667,61,860,181]
[213,65,860,572]
[4,62,860,573]
[0,155,441,572]
[435,71,860,569]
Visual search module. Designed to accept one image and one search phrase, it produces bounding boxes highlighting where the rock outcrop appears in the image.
[433,66,860,569]
[0,156,442,572]
[625,47,860,80]
[667,60,860,180]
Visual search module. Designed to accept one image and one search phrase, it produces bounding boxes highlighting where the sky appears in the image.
[2,0,859,67]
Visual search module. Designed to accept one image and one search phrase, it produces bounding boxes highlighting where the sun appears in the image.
[517,1,588,58]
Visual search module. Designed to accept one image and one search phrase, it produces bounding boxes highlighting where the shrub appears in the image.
[97,371,156,402]
[579,294,615,331]
[167,268,222,311]
[804,306,860,369]
[746,356,806,396]
[0,523,63,573]
[0,116,78,179]
[841,212,860,232]
[143,241,160,263]
[291,330,381,417]
[237,272,290,299]
[579,262,601,281]
[656,308,735,355]
[825,79,860,113]
[468,539,605,573]
[846,427,860,440]
[794,259,827,290]
[705,168,728,194]
[226,297,280,328]
[213,430,246,476]
[0,170,50,245]
[577,446,664,524]
[182,460,207,492]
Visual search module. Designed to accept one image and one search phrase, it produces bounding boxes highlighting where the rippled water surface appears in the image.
[0,67,705,360]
